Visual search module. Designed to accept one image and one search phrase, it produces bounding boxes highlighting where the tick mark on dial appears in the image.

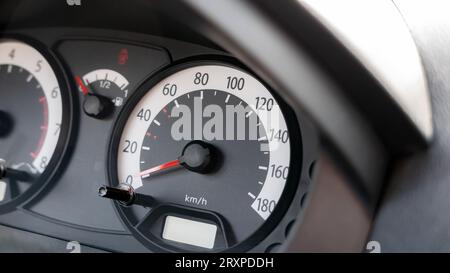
[248,192,256,199]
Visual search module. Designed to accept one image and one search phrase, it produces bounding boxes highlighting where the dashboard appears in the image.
[0,23,317,252]
[1,0,446,254]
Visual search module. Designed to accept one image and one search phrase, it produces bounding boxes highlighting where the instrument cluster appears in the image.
[0,28,317,252]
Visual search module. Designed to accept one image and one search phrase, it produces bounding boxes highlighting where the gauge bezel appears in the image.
[0,34,74,214]
[107,56,303,252]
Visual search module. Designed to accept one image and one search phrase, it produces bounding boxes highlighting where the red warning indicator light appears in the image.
[118,48,129,65]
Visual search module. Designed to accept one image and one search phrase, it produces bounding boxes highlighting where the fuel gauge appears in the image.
[75,69,130,119]
[76,69,129,107]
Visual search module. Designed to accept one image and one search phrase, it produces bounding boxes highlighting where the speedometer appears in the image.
[103,61,301,252]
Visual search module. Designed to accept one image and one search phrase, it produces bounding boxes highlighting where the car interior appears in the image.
[0,0,448,253]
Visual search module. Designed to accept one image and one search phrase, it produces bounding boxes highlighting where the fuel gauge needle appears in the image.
[75,76,89,95]
[138,159,181,178]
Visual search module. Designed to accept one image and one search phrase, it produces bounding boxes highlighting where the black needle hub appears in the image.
[178,140,215,174]
[83,94,114,119]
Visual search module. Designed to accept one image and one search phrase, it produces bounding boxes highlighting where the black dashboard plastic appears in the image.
[370,1,450,252]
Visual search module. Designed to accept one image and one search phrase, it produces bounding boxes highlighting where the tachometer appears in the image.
[103,62,300,252]
[0,39,70,211]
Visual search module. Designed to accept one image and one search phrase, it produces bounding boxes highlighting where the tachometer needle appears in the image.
[0,159,34,182]
[139,159,181,178]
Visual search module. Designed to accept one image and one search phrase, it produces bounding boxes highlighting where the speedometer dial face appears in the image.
[0,39,68,210]
[109,62,298,252]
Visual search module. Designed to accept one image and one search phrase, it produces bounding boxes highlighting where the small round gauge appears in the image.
[0,39,70,211]
[76,69,129,107]
[105,62,300,252]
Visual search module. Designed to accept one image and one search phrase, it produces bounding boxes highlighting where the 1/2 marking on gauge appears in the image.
[79,68,130,107]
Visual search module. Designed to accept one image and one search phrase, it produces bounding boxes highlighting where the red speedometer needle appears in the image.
[139,159,181,177]
[138,141,215,179]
